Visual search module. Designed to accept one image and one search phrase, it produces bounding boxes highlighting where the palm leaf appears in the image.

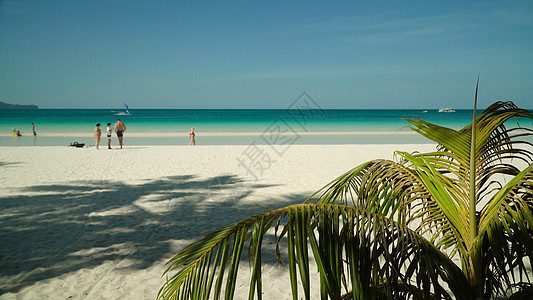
[158,203,470,299]
[160,96,533,300]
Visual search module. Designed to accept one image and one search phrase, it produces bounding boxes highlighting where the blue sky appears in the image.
[1,1,532,109]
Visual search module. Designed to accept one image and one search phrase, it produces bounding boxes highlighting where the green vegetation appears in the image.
[0,101,38,110]
[159,83,533,299]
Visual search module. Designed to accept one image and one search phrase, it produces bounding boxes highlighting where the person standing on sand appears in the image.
[115,119,126,149]
[189,127,196,146]
[106,123,113,149]
[94,123,102,149]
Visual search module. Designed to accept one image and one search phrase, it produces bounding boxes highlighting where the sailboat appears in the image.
[114,103,132,116]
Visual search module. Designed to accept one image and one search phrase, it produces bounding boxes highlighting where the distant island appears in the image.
[0,101,38,110]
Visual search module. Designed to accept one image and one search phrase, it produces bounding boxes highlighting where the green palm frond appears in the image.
[312,152,468,252]
[406,101,533,190]
[158,203,470,300]
[407,101,532,156]
[308,99,533,297]
[160,95,533,300]
[475,164,533,295]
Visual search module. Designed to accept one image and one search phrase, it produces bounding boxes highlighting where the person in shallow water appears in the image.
[189,127,195,146]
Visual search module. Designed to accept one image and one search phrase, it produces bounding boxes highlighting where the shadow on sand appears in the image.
[0,174,310,294]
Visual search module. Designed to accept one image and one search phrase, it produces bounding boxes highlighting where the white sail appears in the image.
[115,103,132,116]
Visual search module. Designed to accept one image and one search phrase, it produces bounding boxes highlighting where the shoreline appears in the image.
[0,130,433,147]
[0,126,443,147]
[0,130,418,138]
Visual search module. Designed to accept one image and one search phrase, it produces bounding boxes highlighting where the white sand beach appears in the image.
[0,144,437,299]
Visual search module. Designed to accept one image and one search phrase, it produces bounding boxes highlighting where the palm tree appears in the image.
[158,83,533,299]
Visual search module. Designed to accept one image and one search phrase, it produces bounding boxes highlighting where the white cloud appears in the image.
[293,2,532,46]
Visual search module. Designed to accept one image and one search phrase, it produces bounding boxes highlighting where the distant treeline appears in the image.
[0,101,38,110]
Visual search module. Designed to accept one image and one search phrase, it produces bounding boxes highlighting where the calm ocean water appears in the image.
[1,109,531,146]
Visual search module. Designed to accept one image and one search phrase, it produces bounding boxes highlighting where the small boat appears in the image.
[438,108,455,113]
[115,103,132,116]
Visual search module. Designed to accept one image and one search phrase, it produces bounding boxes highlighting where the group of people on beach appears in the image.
[94,119,126,150]
[12,123,37,137]
[94,121,196,149]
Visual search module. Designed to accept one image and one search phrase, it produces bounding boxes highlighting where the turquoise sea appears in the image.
[1,109,531,146]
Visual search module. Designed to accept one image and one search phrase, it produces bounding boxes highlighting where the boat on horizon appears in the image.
[438,107,455,113]
[114,103,132,116]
